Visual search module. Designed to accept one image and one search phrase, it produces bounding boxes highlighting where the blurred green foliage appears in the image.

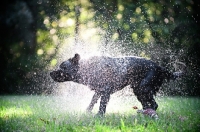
[0,0,199,95]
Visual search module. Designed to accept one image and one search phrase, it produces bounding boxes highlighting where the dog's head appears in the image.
[50,54,80,82]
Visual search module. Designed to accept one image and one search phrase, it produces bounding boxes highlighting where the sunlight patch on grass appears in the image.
[0,107,32,119]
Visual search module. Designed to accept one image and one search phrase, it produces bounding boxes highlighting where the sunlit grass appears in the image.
[0,95,200,131]
[0,107,32,119]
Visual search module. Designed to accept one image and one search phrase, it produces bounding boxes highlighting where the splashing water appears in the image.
[48,35,143,114]
[47,12,187,114]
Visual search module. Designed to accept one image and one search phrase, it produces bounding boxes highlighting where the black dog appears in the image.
[50,53,183,115]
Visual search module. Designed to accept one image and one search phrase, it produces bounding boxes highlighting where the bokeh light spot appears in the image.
[51,59,57,66]
[136,7,141,14]
[132,33,138,40]
[37,49,44,55]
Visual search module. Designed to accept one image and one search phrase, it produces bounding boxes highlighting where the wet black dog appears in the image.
[50,53,183,115]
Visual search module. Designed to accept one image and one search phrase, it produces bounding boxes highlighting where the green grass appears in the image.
[0,95,200,132]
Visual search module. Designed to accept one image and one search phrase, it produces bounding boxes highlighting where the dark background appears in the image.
[0,0,200,96]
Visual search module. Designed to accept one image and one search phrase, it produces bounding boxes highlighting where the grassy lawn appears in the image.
[0,95,200,132]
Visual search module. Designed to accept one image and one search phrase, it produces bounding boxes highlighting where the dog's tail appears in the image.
[162,61,186,81]
[171,61,187,80]
[171,71,184,80]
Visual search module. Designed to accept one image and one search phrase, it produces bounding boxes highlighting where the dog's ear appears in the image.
[71,53,80,64]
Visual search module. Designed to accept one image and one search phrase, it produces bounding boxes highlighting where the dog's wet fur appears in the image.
[50,53,183,115]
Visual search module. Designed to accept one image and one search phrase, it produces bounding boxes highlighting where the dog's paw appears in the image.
[137,108,158,119]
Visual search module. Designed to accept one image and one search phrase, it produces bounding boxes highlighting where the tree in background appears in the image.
[90,0,200,95]
[0,0,64,94]
[0,0,199,95]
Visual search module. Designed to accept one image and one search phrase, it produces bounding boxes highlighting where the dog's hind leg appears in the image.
[86,92,101,113]
[150,95,158,110]
[133,70,159,110]
[134,87,158,110]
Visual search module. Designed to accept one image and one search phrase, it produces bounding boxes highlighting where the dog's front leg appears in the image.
[86,92,101,113]
[97,91,111,116]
